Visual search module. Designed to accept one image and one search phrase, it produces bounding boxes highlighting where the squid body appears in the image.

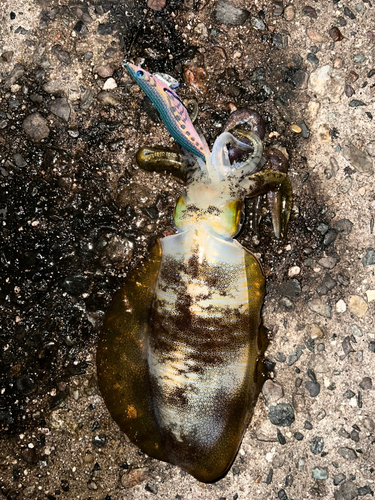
[97,63,293,482]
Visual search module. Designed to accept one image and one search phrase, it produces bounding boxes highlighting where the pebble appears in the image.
[318,256,338,269]
[349,99,366,108]
[334,473,347,486]
[290,124,301,134]
[306,27,324,43]
[303,6,318,18]
[251,17,266,30]
[214,0,250,26]
[307,323,324,340]
[268,403,295,427]
[341,336,355,357]
[147,0,166,10]
[333,219,353,235]
[278,279,301,298]
[305,380,321,397]
[309,65,345,103]
[323,229,338,246]
[145,483,158,494]
[343,6,356,19]
[347,295,368,318]
[262,380,284,404]
[353,53,366,64]
[362,248,375,266]
[359,486,374,497]
[329,27,344,42]
[277,428,286,445]
[306,53,319,65]
[121,469,147,488]
[278,297,294,311]
[51,44,72,65]
[103,78,117,90]
[294,432,303,441]
[359,377,372,390]
[256,420,279,442]
[366,290,375,302]
[4,63,24,88]
[342,141,373,174]
[50,97,71,122]
[272,1,284,17]
[288,266,300,277]
[307,299,331,318]
[343,390,355,399]
[284,5,295,21]
[273,454,286,468]
[336,300,347,313]
[73,20,88,35]
[334,480,358,500]
[97,91,121,106]
[363,417,375,432]
[22,113,50,141]
[300,121,310,138]
[97,23,114,35]
[310,436,324,455]
[337,447,358,460]
[318,124,331,143]
[317,273,337,295]
[312,467,328,480]
[288,345,305,365]
[94,65,114,78]
[13,153,27,168]
[340,177,352,194]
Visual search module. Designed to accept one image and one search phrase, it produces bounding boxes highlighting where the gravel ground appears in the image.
[0,0,374,499]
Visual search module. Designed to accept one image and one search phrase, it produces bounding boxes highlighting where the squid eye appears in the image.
[136,70,144,77]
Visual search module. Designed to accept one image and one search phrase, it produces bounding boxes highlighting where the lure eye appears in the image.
[136,70,144,77]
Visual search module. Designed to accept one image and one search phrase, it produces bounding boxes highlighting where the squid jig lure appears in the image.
[97,63,293,482]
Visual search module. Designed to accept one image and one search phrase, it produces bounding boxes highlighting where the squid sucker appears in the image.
[97,63,293,482]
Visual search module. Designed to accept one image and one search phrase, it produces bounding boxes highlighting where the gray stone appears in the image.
[362,248,375,266]
[311,467,328,480]
[50,97,71,122]
[288,345,305,365]
[319,256,339,269]
[214,0,250,26]
[305,380,321,397]
[51,44,72,65]
[268,403,295,427]
[307,299,331,318]
[342,141,374,175]
[4,63,24,88]
[363,417,375,432]
[334,480,358,500]
[333,473,347,486]
[251,16,266,30]
[333,219,353,235]
[310,436,324,455]
[359,377,372,390]
[13,153,27,168]
[22,113,50,142]
[337,447,358,460]
[262,380,284,404]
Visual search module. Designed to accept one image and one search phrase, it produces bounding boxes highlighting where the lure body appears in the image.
[125,63,209,162]
[97,65,292,482]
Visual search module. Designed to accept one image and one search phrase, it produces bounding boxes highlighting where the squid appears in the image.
[97,63,292,482]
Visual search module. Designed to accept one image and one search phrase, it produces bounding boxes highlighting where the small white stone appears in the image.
[366,290,375,302]
[336,299,347,313]
[103,78,117,90]
[288,266,301,277]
